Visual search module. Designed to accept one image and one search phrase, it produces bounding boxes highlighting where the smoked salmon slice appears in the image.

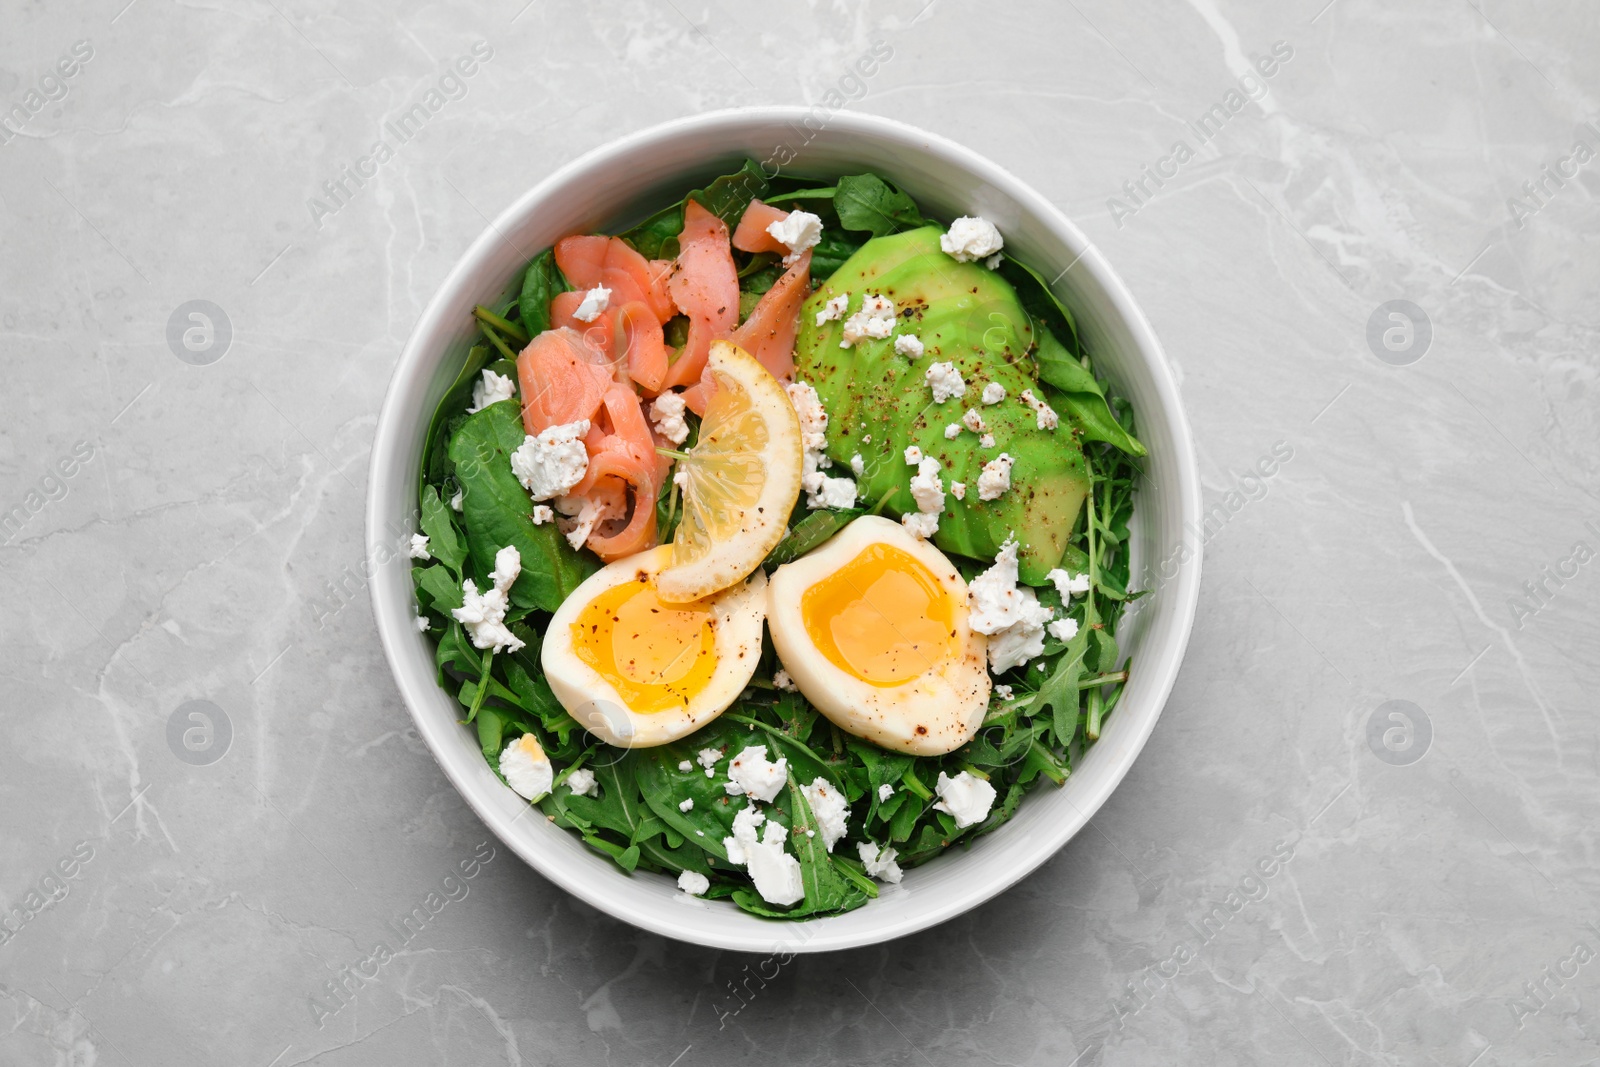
[731,199,790,256]
[730,250,811,381]
[515,327,613,434]
[554,234,677,326]
[663,200,739,390]
[610,302,668,394]
[553,235,609,289]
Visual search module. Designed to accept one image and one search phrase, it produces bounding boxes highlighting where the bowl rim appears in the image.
[367,106,1202,953]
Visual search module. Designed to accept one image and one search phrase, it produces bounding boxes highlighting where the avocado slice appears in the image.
[795,226,1090,583]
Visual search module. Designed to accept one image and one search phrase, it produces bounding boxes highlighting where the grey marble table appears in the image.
[3,1,1597,1064]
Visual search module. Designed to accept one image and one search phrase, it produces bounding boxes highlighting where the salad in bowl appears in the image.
[406,160,1148,921]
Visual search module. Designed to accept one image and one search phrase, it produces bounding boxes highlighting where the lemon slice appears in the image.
[656,341,803,603]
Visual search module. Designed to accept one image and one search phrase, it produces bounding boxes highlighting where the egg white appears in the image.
[767,515,990,756]
[542,544,766,748]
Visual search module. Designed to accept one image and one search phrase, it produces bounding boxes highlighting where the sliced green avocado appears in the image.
[795,226,1090,583]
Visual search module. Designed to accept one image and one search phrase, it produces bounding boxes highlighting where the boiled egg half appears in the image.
[767,515,989,756]
[542,544,766,747]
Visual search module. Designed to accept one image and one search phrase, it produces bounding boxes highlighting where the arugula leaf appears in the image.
[419,485,467,576]
[833,174,923,236]
[764,508,860,567]
[781,778,867,915]
[447,400,598,611]
[518,249,567,337]
[414,564,464,613]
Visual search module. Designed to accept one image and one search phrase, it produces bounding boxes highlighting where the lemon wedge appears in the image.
[656,341,802,603]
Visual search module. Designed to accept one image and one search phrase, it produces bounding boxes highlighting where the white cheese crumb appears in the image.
[940,216,1005,263]
[409,533,431,560]
[981,382,1006,405]
[950,481,966,500]
[1020,388,1059,430]
[696,747,721,776]
[800,777,849,852]
[909,456,944,516]
[452,545,525,652]
[679,797,695,812]
[566,767,598,797]
[985,252,1003,270]
[677,870,710,896]
[901,512,940,540]
[556,495,603,551]
[648,390,690,445]
[878,783,894,802]
[531,504,554,525]
[979,433,996,449]
[840,293,897,348]
[766,210,823,265]
[924,361,967,403]
[894,333,925,358]
[1048,617,1080,642]
[962,408,987,434]
[773,669,797,692]
[858,841,904,884]
[977,453,1014,500]
[903,445,923,466]
[813,476,858,509]
[449,488,463,511]
[723,745,788,803]
[498,734,551,800]
[815,292,850,326]
[678,760,694,772]
[968,539,1054,672]
[1047,568,1092,597]
[850,453,865,477]
[468,369,516,414]
[510,419,591,502]
[722,805,803,906]
[414,615,431,632]
[862,434,871,444]
[787,379,853,509]
[572,286,611,323]
[934,770,997,828]
[994,683,1013,700]
[944,423,961,440]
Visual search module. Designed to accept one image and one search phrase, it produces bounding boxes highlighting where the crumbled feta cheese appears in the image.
[449,488,463,511]
[414,615,431,632]
[903,445,923,465]
[566,767,598,797]
[981,382,1006,405]
[452,545,525,652]
[1048,617,1080,642]
[862,434,871,444]
[800,778,849,852]
[944,423,962,440]
[555,495,603,551]
[968,539,1053,672]
[979,433,996,449]
[934,770,997,828]
[677,870,710,896]
[901,512,940,540]
[962,408,987,434]
[1047,568,1092,597]
[858,841,904,884]
[678,760,694,772]
[813,476,858,509]
[985,253,1003,270]
[696,747,721,776]
[909,456,944,516]
[994,683,1013,700]
[409,533,431,560]
[723,745,788,803]
[572,286,611,323]
[722,805,766,864]
[894,334,925,358]
[510,419,591,502]
[673,469,689,489]
[773,669,797,692]
[924,361,967,403]
[727,813,804,906]
[468,369,516,414]
[878,783,894,802]
[649,390,690,445]
[840,293,897,348]
[977,453,1014,500]
[679,797,695,812]
[815,292,850,326]
[940,216,1005,263]
[767,210,823,265]
[787,380,852,509]
[499,734,552,800]
[531,504,554,525]
[850,453,865,477]
[950,481,966,500]
[1020,388,1059,430]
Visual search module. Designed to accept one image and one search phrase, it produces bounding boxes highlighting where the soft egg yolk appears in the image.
[572,574,718,714]
[800,543,957,687]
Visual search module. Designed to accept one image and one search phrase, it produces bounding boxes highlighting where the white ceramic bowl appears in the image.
[368,108,1201,954]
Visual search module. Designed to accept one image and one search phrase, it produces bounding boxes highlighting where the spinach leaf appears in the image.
[1034,328,1147,457]
[447,400,597,611]
[518,249,567,337]
[422,344,492,489]
[686,159,770,228]
[622,203,684,260]
[765,508,859,567]
[833,173,923,237]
